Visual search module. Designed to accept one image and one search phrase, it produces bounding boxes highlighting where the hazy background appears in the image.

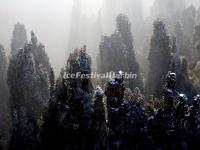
[0,0,199,74]
[0,0,155,74]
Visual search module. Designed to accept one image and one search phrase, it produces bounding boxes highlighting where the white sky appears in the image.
[142,0,155,17]
[83,0,155,17]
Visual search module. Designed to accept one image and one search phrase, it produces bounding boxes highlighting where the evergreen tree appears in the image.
[173,21,190,58]
[105,72,145,149]
[8,45,41,150]
[98,14,143,91]
[30,31,51,103]
[11,23,27,55]
[49,67,55,97]
[193,25,200,55]
[42,47,94,150]
[169,36,196,98]
[176,57,196,98]
[181,5,196,39]
[171,55,196,98]
[40,72,61,150]
[0,45,10,148]
[190,25,200,92]
[8,31,51,149]
[147,20,171,98]
[93,86,107,149]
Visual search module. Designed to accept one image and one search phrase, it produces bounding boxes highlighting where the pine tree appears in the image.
[40,76,61,150]
[181,5,196,39]
[30,31,51,103]
[193,25,200,55]
[11,23,27,55]
[49,67,55,97]
[105,73,145,149]
[98,14,143,91]
[8,44,41,150]
[93,86,107,149]
[8,31,51,149]
[177,57,196,98]
[0,45,10,148]
[171,54,196,98]
[42,47,94,150]
[147,20,171,98]
[173,22,185,56]
[190,25,200,92]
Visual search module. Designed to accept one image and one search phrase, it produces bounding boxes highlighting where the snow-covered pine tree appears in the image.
[190,25,200,92]
[105,72,145,149]
[181,5,196,40]
[42,47,94,150]
[0,45,10,148]
[8,31,51,149]
[11,23,27,56]
[8,44,41,150]
[98,14,143,91]
[93,86,107,149]
[147,20,171,98]
[30,31,51,103]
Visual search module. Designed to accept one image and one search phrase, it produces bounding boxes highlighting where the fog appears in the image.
[2,1,200,148]
[0,0,200,74]
[0,0,73,74]
[0,0,155,74]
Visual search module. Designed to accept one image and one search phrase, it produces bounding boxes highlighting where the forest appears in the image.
[0,0,200,150]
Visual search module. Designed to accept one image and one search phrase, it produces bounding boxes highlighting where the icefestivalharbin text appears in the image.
[65,72,137,79]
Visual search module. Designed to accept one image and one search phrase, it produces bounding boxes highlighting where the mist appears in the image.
[0,0,155,74]
[2,0,200,149]
[1,0,200,74]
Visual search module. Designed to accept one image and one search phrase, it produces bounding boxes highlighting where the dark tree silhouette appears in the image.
[11,23,27,56]
[8,31,51,150]
[147,20,171,98]
[0,45,10,148]
[41,46,94,150]
[8,45,41,150]
[105,71,145,150]
[98,14,143,91]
